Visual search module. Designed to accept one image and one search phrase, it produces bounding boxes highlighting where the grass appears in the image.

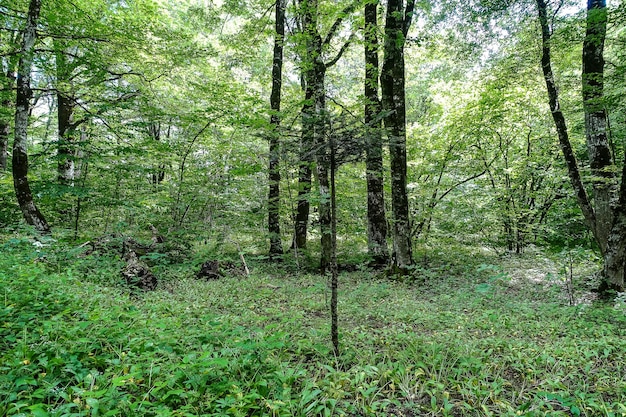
[1,236,625,416]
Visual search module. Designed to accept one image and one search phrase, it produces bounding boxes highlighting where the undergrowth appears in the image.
[1,236,625,416]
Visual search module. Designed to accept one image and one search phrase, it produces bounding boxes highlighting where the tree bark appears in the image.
[268,0,286,259]
[315,82,332,274]
[381,0,414,270]
[364,0,389,266]
[13,0,50,233]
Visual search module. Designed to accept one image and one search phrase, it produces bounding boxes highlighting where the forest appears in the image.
[1,0,626,415]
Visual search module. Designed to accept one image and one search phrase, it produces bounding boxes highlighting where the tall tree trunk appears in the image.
[13,0,50,233]
[364,0,389,266]
[582,0,612,253]
[381,0,414,270]
[536,0,596,235]
[268,0,286,259]
[582,0,626,293]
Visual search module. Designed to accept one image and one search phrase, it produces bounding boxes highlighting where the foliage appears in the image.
[1,0,626,414]
[1,239,625,416]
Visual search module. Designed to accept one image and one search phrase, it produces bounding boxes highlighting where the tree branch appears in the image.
[437,170,487,202]
[324,32,355,68]
[323,0,358,46]
[403,0,416,37]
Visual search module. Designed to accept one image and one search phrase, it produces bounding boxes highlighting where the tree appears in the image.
[268,0,286,259]
[381,0,415,270]
[536,0,624,292]
[13,0,50,233]
[293,0,354,272]
[364,0,388,266]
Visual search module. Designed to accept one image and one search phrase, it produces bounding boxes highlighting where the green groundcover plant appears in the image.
[1,238,625,416]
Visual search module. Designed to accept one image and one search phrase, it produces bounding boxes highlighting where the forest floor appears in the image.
[1,237,625,416]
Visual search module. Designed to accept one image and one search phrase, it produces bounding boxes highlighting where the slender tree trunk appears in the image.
[364,0,389,266]
[329,124,339,357]
[381,0,414,270]
[13,0,50,233]
[268,0,286,259]
[536,0,596,236]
